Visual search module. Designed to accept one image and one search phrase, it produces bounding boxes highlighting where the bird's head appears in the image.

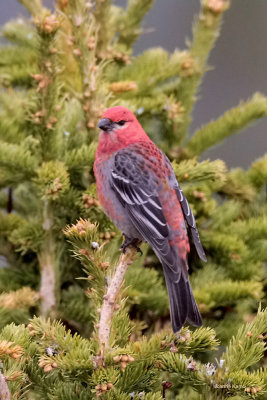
[96,106,151,158]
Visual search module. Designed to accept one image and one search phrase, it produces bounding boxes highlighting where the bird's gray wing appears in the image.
[110,149,179,275]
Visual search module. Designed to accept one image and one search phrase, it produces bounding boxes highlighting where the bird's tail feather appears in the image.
[162,264,202,333]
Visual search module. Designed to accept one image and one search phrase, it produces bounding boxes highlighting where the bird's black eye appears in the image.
[117,120,126,126]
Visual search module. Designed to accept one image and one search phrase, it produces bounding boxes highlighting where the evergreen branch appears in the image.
[0,288,39,310]
[202,230,247,260]
[98,247,137,352]
[0,371,11,400]
[0,264,38,294]
[117,0,155,49]
[0,191,8,209]
[0,141,38,185]
[158,352,205,388]
[177,0,230,142]
[223,307,267,371]
[61,286,94,326]
[247,154,267,188]
[0,213,22,238]
[9,219,45,254]
[125,261,168,315]
[0,307,31,330]
[94,0,112,53]
[185,93,267,157]
[64,143,97,170]
[225,369,265,397]
[172,158,227,183]
[18,0,47,18]
[64,2,108,135]
[194,280,262,311]
[209,200,243,230]
[0,91,28,143]
[27,13,63,161]
[0,46,37,68]
[2,20,38,49]
[0,64,37,87]
[228,216,267,243]
[63,219,107,307]
[35,161,70,200]
[112,48,182,93]
[221,169,257,202]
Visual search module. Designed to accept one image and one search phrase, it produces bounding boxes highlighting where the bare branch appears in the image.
[98,247,137,351]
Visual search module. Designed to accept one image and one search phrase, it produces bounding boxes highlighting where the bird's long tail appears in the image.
[162,264,202,333]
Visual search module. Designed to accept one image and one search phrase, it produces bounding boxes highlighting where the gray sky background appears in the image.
[1,0,266,168]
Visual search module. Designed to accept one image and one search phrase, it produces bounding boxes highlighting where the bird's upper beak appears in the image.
[98,118,113,132]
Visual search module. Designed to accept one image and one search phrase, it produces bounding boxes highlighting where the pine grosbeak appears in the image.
[94,106,206,332]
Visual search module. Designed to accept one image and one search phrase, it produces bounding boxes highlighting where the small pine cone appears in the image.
[187,359,198,371]
[73,48,82,57]
[205,0,227,14]
[87,121,95,129]
[12,352,22,359]
[49,116,58,125]
[43,364,53,373]
[120,361,127,371]
[38,359,47,368]
[170,345,178,353]
[99,262,110,270]
[101,384,107,392]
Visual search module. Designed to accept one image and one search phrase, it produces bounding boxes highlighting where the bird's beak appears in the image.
[98,118,113,132]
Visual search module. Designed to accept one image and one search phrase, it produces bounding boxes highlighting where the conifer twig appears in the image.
[0,371,11,400]
[185,93,267,157]
[177,0,229,142]
[98,247,137,350]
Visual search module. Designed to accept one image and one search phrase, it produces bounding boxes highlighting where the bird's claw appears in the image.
[120,237,143,256]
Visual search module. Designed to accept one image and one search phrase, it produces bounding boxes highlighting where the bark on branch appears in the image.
[98,247,137,350]
[39,251,57,317]
[39,197,57,317]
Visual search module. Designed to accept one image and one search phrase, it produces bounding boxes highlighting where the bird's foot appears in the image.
[120,236,143,256]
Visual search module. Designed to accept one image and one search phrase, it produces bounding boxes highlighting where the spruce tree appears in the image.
[0,0,266,398]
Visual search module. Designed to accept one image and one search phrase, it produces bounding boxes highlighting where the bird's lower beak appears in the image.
[98,118,113,132]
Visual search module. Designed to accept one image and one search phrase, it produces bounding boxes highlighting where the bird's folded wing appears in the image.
[110,152,180,277]
[162,153,207,262]
[175,184,207,262]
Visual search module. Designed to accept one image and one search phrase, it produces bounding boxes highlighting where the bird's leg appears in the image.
[120,234,143,256]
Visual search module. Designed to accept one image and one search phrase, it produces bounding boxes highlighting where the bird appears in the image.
[94,106,206,332]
